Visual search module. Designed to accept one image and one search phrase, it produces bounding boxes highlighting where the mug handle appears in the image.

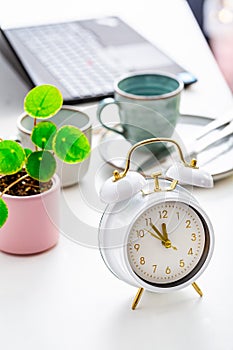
[97,97,124,135]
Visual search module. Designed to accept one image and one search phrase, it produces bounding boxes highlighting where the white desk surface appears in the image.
[1,1,233,349]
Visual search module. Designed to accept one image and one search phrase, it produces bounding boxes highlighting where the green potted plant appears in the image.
[0,84,90,255]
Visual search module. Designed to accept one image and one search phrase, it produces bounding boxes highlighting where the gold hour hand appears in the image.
[146,222,178,251]
[161,223,178,251]
[161,223,168,240]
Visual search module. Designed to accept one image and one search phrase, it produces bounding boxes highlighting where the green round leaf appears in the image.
[0,141,26,175]
[26,151,56,182]
[53,126,91,163]
[24,85,63,119]
[0,198,8,228]
[24,148,33,158]
[31,121,57,150]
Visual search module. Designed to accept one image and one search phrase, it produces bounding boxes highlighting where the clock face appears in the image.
[127,200,210,288]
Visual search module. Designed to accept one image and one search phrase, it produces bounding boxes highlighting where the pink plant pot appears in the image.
[0,175,60,255]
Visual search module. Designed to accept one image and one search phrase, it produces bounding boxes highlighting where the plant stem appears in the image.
[34,118,38,151]
[0,174,29,198]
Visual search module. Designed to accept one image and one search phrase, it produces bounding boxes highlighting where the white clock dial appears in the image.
[127,200,210,287]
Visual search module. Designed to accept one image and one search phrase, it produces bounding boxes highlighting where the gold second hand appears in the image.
[144,228,163,242]
[162,241,178,251]
[145,226,178,250]
[150,223,166,241]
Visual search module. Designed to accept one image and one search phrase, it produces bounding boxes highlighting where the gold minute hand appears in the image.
[150,223,166,241]
[145,227,178,250]
[144,228,164,242]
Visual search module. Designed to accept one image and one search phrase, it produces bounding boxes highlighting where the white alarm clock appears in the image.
[98,138,214,309]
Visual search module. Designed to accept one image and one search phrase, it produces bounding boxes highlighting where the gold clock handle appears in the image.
[112,137,197,182]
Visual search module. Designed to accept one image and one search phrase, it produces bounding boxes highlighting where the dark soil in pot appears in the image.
[0,170,53,196]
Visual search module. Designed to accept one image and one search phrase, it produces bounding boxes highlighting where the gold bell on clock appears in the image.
[98,138,214,310]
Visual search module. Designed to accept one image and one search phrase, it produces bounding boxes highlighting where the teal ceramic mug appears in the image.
[97,71,184,156]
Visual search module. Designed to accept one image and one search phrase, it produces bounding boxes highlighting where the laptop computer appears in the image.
[0,16,197,104]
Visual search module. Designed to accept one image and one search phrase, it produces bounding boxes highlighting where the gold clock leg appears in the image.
[132,288,144,310]
[192,282,203,297]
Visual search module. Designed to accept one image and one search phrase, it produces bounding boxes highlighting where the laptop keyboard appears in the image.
[13,22,124,100]
[4,18,197,102]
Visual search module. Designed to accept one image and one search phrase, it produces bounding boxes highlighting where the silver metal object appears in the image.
[99,114,233,180]
[194,113,233,140]
[186,119,233,157]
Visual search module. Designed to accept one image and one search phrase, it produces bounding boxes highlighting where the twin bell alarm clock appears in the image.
[98,138,214,310]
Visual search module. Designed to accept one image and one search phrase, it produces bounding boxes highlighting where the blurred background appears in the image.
[188,0,233,92]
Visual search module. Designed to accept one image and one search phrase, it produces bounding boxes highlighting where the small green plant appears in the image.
[0,84,90,228]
